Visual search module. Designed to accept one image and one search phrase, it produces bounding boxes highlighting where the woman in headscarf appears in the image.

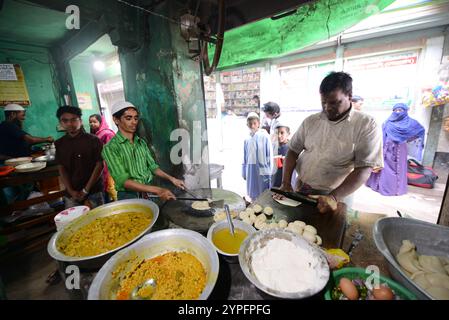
[89,114,117,201]
[366,103,425,196]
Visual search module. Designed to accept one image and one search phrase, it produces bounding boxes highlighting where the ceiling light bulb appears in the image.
[93,60,105,71]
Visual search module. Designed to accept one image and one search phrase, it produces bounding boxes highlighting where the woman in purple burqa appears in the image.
[366,103,425,196]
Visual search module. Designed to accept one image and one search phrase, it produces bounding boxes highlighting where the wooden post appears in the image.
[438,175,449,226]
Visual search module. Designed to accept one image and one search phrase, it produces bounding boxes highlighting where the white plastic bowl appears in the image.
[54,206,90,231]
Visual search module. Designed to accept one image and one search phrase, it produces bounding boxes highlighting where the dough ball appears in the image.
[254,220,267,230]
[263,206,274,216]
[293,220,306,228]
[286,224,303,235]
[253,204,263,213]
[302,230,316,243]
[245,208,255,215]
[248,212,257,223]
[315,235,322,246]
[278,220,288,228]
[242,217,253,225]
[239,211,249,220]
[255,213,267,223]
[304,225,317,235]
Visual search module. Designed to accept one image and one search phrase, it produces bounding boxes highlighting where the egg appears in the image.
[372,285,394,300]
[339,278,359,300]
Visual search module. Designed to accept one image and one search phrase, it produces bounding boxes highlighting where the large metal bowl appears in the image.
[373,217,449,300]
[239,229,329,299]
[47,199,159,269]
[87,228,219,300]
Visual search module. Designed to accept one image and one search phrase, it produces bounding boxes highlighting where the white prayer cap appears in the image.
[246,112,259,120]
[111,101,137,116]
[4,104,25,111]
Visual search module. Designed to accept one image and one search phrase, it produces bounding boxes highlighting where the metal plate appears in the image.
[162,188,246,232]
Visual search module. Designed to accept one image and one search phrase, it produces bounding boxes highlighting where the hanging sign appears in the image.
[0,64,31,106]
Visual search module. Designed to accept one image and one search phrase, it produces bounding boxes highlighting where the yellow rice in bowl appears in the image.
[115,251,206,300]
[57,212,151,257]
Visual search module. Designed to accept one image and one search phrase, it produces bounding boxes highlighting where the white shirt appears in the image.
[288,108,383,192]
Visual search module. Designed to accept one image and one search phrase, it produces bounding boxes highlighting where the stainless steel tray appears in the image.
[47,199,159,269]
[373,217,449,300]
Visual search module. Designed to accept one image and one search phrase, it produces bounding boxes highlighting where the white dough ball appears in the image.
[263,206,274,216]
[302,230,316,243]
[255,220,267,230]
[293,220,306,228]
[304,225,317,235]
[253,204,263,213]
[278,220,288,228]
[255,213,267,223]
[315,235,322,246]
[249,212,257,223]
[245,208,255,215]
[242,217,253,225]
[239,211,249,220]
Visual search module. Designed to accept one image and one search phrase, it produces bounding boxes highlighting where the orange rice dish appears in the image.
[115,252,207,300]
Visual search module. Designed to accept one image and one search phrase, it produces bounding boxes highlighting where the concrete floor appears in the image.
[1,247,69,300]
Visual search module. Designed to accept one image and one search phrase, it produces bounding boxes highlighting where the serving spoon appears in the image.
[130,278,157,300]
[224,204,235,237]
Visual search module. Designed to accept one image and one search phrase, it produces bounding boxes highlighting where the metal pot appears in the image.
[87,228,219,300]
[238,229,329,299]
[47,199,159,269]
[373,217,449,300]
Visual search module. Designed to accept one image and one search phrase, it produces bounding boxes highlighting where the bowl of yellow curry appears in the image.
[47,199,159,269]
[88,229,219,300]
[207,219,256,263]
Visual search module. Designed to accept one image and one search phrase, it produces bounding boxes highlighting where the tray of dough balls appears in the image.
[212,190,346,250]
[237,204,322,246]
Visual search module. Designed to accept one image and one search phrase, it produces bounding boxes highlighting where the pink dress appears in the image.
[95,117,116,198]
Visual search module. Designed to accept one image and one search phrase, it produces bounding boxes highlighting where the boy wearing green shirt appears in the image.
[102,101,185,201]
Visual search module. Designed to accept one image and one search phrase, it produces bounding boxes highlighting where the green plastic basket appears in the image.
[324,267,417,300]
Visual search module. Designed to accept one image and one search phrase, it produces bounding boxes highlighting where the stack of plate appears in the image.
[15,162,46,173]
[5,157,32,166]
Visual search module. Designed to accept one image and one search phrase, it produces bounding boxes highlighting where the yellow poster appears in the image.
[77,92,93,110]
[0,64,31,106]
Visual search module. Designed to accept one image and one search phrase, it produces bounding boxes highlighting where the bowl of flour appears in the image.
[238,228,330,299]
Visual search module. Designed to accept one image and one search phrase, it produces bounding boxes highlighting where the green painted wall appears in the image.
[118,8,179,176]
[117,2,209,186]
[69,59,101,129]
[0,43,64,140]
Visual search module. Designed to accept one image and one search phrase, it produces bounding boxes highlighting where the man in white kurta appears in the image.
[278,72,383,213]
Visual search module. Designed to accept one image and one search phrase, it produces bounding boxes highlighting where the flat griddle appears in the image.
[161,188,246,233]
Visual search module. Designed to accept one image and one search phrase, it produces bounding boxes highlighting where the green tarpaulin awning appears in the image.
[211,0,396,69]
